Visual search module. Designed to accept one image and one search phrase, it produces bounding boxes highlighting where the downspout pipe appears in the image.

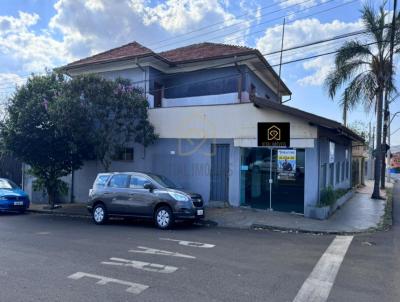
[135,58,147,159]
[135,58,146,97]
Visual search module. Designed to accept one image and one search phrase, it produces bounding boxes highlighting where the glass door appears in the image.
[240,148,271,209]
[271,149,304,214]
[240,148,305,213]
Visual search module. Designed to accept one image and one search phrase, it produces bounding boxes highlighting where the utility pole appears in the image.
[381,0,397,188]
[368,122,374,180]
[277,18,285,104]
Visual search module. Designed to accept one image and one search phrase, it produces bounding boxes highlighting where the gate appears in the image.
[210,144,230,202]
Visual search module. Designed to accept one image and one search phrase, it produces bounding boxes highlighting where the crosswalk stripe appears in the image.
[293,235,353,302]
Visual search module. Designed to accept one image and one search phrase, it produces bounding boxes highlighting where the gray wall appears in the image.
[304,142,319,207]
[25,138,239,205]
[318,128,352,191]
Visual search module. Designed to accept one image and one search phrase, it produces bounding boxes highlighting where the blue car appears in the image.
[0,178,30,213]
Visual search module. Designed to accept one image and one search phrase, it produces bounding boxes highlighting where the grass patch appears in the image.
[377,187,393,231]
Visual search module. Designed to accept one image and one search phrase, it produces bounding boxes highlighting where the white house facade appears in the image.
[23,42,363,218]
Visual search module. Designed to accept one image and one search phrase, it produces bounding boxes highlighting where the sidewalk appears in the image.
[28,180,392,234]
[208,180,391,233]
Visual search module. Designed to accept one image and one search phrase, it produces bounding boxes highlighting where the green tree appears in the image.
[348,120,369,143]
[1,73,93,207]
[68,74,157,171]
[325,3,398,199]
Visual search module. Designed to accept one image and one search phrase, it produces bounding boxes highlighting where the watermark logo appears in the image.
[177,111,217,157]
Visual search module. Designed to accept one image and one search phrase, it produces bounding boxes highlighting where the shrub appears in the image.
[319,187,351,207]
[319,186,336,207]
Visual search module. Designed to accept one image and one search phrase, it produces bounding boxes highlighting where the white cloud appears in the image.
[256,17,363,86]
[0,11,72,73]
[0,72,26,85]
[0,0,252,94]
[0,73,26,112]
[276,0,318,9]
[49,0,250,58]
[297,57,333,86]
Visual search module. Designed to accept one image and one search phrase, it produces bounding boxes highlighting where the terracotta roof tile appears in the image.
[158,42,255,63]
[65,41,256,68]
[67,41,154,67]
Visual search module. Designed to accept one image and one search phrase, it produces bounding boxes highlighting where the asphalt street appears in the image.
[0,185,399,302]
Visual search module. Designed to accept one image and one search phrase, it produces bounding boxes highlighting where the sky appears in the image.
[0,0,399,145]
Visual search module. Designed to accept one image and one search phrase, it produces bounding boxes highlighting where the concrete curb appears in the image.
[249,223,379,235]
[27,206,385,235]
[27,208,90,219]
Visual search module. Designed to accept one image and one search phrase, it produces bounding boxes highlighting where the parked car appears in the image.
[0,178,30,213]
[87,172,205,229]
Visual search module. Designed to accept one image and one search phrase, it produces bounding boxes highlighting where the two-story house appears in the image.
[24,41,363,218]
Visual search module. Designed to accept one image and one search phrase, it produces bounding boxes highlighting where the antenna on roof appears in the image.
[277,18,286,104]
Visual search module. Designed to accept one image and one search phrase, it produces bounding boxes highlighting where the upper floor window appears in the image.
[154,82,163,108]
[113,147,134,161]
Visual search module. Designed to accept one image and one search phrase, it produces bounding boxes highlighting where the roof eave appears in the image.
[253,97,364,143]
[254,50,291,96]
[60,53,171,72]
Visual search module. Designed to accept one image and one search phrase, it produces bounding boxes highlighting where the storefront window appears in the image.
[240,148,305,213]
[320,164,327,188]
[329,163,334,186]
[336,162,340,184]
[341,161,345,181]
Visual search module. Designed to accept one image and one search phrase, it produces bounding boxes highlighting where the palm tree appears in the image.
[325,3,396,199]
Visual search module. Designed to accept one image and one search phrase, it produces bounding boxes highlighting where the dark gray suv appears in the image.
[87,172,205,229]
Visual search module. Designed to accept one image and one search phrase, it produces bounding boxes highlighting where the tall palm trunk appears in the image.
[380,91,389,189]
[372,87,384,199]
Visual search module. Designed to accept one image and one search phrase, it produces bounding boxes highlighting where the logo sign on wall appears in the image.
[258,123,290,147]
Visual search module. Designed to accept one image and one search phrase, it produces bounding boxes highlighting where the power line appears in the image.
[0,41,379,97]
[0,0,332,89]
[0,0,357,89]
[0,30,378,92]
[218,0,359,47]
[151,0,319,51]
[151,41,381,95]
[146,0,294,47]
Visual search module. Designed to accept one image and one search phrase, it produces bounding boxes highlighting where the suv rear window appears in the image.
[94,174,110,187]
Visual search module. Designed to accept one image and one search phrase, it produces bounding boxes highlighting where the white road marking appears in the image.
[36,232,50,235]
[102,257,178,273]
[129,246,196,259]
[293,235,353,302]
[68,272,148,295]
[160,238,215,248]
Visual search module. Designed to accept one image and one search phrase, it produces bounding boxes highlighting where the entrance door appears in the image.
[210,144,230,202]
[240,148,271,209]
[270,149,305,213]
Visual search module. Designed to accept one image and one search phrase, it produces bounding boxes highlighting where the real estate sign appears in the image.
[277,149,296,181]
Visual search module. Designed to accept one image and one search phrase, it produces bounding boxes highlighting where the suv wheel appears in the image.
[155,206,173,229]
[93,203,108,225]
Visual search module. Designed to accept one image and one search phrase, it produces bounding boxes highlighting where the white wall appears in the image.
[149,103,318,141]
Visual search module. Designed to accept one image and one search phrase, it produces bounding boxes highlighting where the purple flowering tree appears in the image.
[1,72,93,207]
